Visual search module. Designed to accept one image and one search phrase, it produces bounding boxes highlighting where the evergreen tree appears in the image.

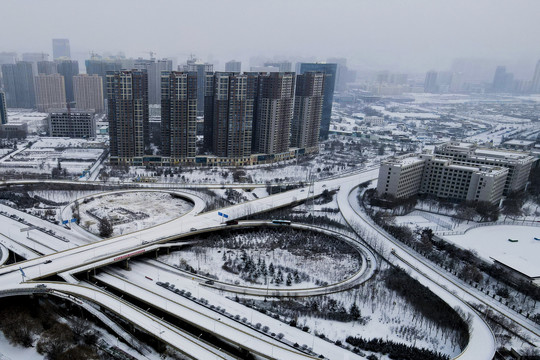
[99,217,113,238]
[286,273,292,286]
[294,270,300,283]
[350,303,361,320]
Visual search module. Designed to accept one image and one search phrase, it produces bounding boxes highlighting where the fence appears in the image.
[437,219,540,236]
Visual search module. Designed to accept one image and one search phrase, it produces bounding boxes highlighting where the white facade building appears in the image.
[376,142,535,204]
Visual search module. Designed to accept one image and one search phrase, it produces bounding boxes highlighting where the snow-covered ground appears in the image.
[160,228,361,289]
[78,191,193,236]
[0,332,43,360]
[444,224,540,278]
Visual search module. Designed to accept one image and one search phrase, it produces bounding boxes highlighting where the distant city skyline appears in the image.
[1,0,539,75]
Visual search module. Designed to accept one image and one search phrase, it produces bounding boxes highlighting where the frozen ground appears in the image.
[444,225,540,278]
[160,228,361,289]
[78,191,193,236]
[0,332,42,360]
[249,264,463,358]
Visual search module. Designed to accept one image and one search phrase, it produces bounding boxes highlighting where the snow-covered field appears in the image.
[0,332,42,360]
[78,191,193,236]
[444,224,540,278]
[160,228,361,289]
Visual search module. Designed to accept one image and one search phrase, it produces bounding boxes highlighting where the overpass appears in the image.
[0,167,516,360]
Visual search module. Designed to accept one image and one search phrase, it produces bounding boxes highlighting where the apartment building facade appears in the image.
[160,71,198,163]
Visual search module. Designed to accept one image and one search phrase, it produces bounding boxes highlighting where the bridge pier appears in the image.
[155,249,159,259]
[124,259,130,270]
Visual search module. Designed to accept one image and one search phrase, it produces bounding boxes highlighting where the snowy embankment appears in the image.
[0,243,8,266]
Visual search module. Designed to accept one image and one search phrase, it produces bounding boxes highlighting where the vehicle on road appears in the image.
[190,227,197,232]
[36,284,47,288]
[44,260,52,264]
[272,219,291,225]
[204,280,215,285]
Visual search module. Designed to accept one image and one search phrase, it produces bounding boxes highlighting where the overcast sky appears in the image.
[1,0,539,75]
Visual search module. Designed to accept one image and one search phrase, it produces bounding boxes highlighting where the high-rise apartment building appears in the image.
[492,66,506,92]
[0,91,7,124]
[181,58,213,116]
[85,58,123,99]
[56,60,79,103]
[327,57,356,91]
[254,72,295,155]
[73,74,104,112]
[34,74,66,112]
[424,70,438,93]
[160,71,198,163]
[291,72,325,150]
[263,61,292,72]
[531,60,540,94]
[203,73,215,151]
[37,61,58,75]
[0,52,17,65]
[22,53,48,62]
[1,61,36,108]
[135,58,173,104]
[85,58,123,78]
[299,63,337,140]
[48,109,96,138]
[107,70,149,164]
[52,39,70,59]
[206,72,259,160]
[225,60,241,73]
[22,53,48,75]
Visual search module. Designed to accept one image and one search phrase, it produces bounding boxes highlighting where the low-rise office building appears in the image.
[376,142,531,204]
[433,142,535,194]
[48,109,96,138]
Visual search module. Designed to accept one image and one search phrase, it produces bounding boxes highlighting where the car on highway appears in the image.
[44,260,52,264]
[204,280,215,285]
[36,284,47,288]
[272,219,291,225]
[190,227,197,232]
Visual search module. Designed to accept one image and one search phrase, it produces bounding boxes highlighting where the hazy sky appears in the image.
[1,0,539,74]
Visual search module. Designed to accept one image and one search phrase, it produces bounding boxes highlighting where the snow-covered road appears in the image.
[336,176,497,360]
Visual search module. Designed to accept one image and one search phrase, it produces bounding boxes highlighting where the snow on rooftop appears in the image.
[444,225,540,278]
[395,156,424,166]
[503,139,535,146]
[474,149,525,159]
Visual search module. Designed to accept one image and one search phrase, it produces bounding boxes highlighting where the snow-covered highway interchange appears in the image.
[0,167,536,359]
